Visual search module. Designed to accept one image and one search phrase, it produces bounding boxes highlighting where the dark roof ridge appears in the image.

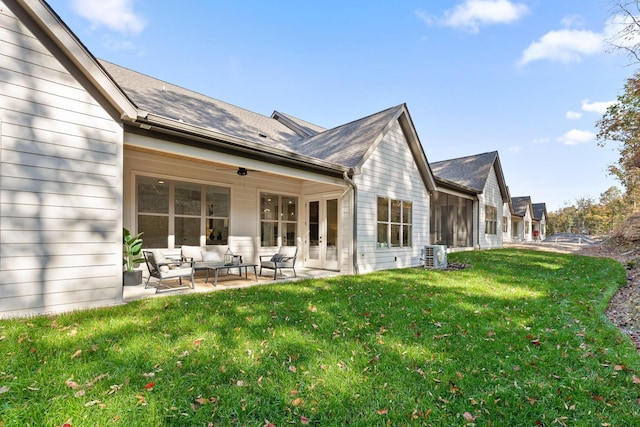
[318,104,405,135]
[431,150,498,165]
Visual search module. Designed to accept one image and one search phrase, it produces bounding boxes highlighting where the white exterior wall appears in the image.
[523,208,533,242]
[538,215,546,240]
[502,202,512,243]
[0,5,123,317]
[477,165,503,249]
[354,122,429,273]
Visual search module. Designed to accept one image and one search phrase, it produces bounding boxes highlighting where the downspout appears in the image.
[476,199,481,250]
[343,171,359,274]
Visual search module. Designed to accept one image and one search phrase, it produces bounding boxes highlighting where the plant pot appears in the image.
[123,270,143,286]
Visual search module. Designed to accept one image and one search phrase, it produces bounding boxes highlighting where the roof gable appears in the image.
[511,196,532,217]
[532,203,547,220]
[431,151,509,201]
[290,105,403,169]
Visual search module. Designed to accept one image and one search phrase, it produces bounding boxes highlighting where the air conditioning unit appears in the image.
[423,245,447,269]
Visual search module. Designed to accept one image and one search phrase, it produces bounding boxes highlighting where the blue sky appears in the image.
[46,0,634,211]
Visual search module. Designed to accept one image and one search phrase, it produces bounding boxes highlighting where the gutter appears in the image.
[343,171,359,274]
[133,114,349,176]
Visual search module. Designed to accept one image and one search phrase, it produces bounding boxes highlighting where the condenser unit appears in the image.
[422,245,447,269]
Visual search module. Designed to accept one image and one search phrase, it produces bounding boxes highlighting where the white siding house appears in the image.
[532,203,547,241]
[0,0,437,317]
[511,196,534,242]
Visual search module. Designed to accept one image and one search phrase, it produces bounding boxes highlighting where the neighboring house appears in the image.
[0,0,435,317]
[532,203,548,241]
[429,151,510,249]
[511,196,534,242]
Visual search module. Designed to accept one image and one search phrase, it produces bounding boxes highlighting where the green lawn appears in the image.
[1,249,639,426]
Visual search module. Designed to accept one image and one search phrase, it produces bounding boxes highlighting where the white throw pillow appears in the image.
[203,250,222,262]
[181,245,203,262]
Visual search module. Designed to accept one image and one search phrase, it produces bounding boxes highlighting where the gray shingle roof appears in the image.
[430,151,499,193]
[99,60,406,171]
[532,203,547,220]
[289,105,405,169]
[511,196,532,216]
[99,60,302,149]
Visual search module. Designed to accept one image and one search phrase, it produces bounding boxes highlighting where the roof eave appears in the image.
[136,114,349,175]
[434,177,481,195]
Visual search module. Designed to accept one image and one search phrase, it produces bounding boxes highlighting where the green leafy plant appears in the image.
[123,227,144,272]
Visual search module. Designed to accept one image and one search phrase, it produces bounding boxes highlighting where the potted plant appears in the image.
[123,227,144,286]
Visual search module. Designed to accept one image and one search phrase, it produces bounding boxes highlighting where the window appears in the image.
[260,193,297,247]
[377,197,412,248]
[136,176,230,248]
[485,205,497,235]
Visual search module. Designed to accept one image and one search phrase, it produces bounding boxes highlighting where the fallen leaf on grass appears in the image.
[292,397,302,406]
[87,373,108,387]
[633,376,640,384]
[300,415,310,424]
[71,349,82,359]
[144,382,155,390]
[463,412,477,422]
[377,408,388,415]
[65,379,79,389]
[0,386,9,394]
[433,334,451,339]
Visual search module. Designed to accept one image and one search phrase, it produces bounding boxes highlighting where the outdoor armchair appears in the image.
[259,246,298,279]
[143,250,195,293]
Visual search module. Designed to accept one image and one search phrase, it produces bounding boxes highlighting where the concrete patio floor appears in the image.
[122,267,343,302]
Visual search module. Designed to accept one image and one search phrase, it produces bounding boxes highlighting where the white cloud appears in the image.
[566,111,582,120]
[581,99,614,114]
[441,0,529,33]
[508,145,521,153]
[557,129,596,145]
[518,29,604,66]
[70,0,146,34]
[533,137,550,144]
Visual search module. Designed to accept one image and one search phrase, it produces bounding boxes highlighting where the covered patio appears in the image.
[122,266,343,303]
